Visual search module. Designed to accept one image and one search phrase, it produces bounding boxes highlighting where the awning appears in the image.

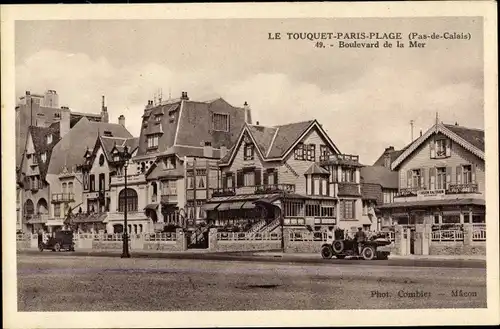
[241,201,256,209]
[202,203,220,211]
[144,204,159,211]
[217,203,232,211]
[217,201,246,211]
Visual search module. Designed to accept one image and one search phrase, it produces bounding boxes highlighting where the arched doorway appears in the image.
[24,199,35,216]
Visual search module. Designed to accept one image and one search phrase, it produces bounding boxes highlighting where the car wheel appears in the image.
[361,246,376,260]
[336,255,346,259]
[54,243,61,252]
[321,245,334,259]
[332,240,344,254]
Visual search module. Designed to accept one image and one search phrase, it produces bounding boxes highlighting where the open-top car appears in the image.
[320,233,392,260]
[39,230,75,252]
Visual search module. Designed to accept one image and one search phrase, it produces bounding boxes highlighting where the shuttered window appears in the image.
[436,167,446,189]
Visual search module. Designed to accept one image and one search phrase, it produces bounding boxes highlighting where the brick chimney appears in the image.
[243,101,253,124]
[180,91,189,100]
[118,114,125,127]
[100,95,109,123]
[203,141,213,158]
[384,146,395,153]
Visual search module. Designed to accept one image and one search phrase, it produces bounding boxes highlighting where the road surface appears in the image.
[17,254,486,311]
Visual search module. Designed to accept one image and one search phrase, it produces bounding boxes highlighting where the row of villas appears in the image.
[16,90,485,243]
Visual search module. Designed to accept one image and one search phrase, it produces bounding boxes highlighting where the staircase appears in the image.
[247,219,267,234]
[261,218,280,233]
[189,226,209,248]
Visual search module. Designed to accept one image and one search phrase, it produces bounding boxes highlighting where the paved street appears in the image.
[18,254,486,311]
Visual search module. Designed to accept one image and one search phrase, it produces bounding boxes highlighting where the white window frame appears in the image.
[147,134,160,149]
[243,171,255,186]
[436,167,446,189]
[462,165,472,184]
[213,113,230,132]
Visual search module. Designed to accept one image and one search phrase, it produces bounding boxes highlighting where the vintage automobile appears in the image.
[38,230,75,252]
[320,234,392,260]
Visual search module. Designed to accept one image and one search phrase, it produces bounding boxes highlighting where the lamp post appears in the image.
[120,146,131,258]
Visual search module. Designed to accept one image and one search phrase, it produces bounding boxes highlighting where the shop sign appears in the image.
[417,189,445,199]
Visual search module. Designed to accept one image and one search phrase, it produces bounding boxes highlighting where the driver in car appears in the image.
[354,227,367,255]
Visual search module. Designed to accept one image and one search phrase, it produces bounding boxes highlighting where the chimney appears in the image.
[256,121,260,126]
[220,145,228,159]
[384,146,395,153]
[118,114,125,127]
[243,101,253,124]
[203,141,213,158]
[420,129,423,137]
[60,106,71,138]
[180,91,189,100]
[100,95,109,123]
[455,122,459,126]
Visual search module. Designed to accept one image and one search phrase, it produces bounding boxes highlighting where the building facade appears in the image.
[204,120,369,233]
[377,122,485,227]
[105,92,248,234]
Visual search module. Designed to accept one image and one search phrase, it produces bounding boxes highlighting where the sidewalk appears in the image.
[252,251,486,261]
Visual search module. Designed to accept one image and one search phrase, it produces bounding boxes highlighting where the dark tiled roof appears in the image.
[304,163,329,175]
[246,125,277,155]
[267,120,314,158]
[360,166,399,189]
[444,124,484,152]
[361,183,383,204]
[28,123,61,180]
[48,117,132,175]
[100,136,139,161]
[373,149,403,167]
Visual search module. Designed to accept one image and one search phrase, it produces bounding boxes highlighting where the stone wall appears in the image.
[216,241,281,252]
[429,241,486,256]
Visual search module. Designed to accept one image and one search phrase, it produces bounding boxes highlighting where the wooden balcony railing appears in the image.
[52,193,75,203]
[254,184,296,194]
[395,187,420,197]
[319,153,359,163]
[212,187,236,197]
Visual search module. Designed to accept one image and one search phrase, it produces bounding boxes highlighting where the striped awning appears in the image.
[202,203,220,211]
[217,201,246,211]
[241,201,256,209]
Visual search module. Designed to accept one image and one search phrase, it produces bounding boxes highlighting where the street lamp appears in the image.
[120,145,132,258]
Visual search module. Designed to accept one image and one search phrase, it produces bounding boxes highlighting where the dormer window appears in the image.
[294,143,305,160]
[147,134,160,149]
[103,131,113,137]
[306,144,316,161]
[46,134,53,144]
[213,113,229,132]
[40,153,47,163]
[99,154,105,166]
[154,115,162,123]
[244,143,254,161]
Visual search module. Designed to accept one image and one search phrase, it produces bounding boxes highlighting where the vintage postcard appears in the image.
[2,2,498,328]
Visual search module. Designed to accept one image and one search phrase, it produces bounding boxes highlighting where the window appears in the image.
[320,145,329,161]
[342,168,355,183]
[306,203,321,217]
[342,200,355,219]
[41,152,47,163]
[462,165,472,184]
[226,174,234,189]
[68,182,73,194]
[442,214,460,224]
[46,134,53,144]
[436,167,446,189]
[244,143,254,161]
[103,131,113,137]
[24,199,34,215]
[89,174,95,191]
[99,154,105,166]
[213,113,229,132]
[187,176,194,189]
[267,171,275,185]
[321,206,335,217]
[83,173,89,190]
[198,176,205,188]
[99,173,105,191]
[434,214,440,225]
[294,143,305,160]
[411,169,422,188]
[54,203,61,218]
[147,134,160,149]
[436,139,447,157]
[244,171,255,186]
[62,183,67,194]
[306,144,316,161]
[118,188,138,212]
[162,180,176,195]
[165,157,176,169]
[154,115,162,122]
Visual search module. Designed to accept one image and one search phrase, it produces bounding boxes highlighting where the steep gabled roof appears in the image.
[220,119,342,166]
[391,122,485,170]
[47,117,132,175]
[373,149,404,167]
[304,163,330,175]
[360,166,399,189]
[102,136,140,161]
[26,122,61,180]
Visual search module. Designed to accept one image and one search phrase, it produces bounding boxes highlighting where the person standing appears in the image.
[355,227,367,255]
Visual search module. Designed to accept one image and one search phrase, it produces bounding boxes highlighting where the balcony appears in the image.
[212,187,236,197]
[320,153,360,165]
[161,194,178,204]
[25,214,49,224]
[396,187,420,198]
[52,193,75,203]
[254,184,296,194]
[337,182,360,196]
[447,183,479,194]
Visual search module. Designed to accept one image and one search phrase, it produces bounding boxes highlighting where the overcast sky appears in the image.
[15,17,483,164]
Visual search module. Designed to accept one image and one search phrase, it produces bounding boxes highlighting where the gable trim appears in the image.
[218,124,267,167]
[173,100,185,146]
[266,127,280,158]
[391,123,484,170]
[269,120,341,161]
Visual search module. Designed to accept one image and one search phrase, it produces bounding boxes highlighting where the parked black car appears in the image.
[320,236,391,260]
[39,230,75,252]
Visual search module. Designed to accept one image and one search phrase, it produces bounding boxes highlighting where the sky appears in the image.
[15,17,484,164]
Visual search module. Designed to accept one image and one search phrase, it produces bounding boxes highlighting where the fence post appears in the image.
[414,224,424,255]
[463,223,473,248]
[208,228,218,252]
[176,228,187,251]
[394,225,405,255]
[422,224,431,255]
[283,227,292,253]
